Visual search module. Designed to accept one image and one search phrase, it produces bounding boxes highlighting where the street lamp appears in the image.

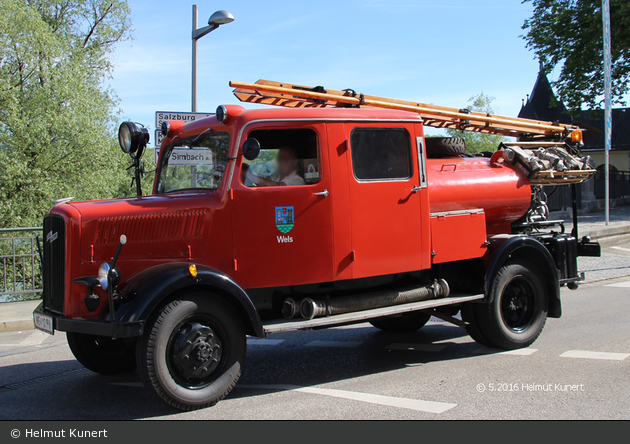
[191,6,234,112]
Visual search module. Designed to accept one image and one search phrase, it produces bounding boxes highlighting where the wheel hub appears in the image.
[501,279,535,332]
[170,322,222,382]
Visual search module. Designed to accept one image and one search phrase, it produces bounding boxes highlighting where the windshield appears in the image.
[157,132,230,194]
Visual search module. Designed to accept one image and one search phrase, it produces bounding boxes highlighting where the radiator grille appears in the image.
[94,211,207,246]
[42,215,65,314]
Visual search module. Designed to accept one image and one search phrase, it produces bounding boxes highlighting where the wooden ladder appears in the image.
[230,79,582,139]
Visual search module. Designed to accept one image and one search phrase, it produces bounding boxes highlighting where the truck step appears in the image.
[262,293,484,335]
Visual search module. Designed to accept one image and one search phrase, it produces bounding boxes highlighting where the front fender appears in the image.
[485,235,561,318]
[114,263,264,337]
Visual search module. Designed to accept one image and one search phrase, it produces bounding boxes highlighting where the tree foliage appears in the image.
[445,93,505,154]
[0,0,133,228]
[522,0,630,112]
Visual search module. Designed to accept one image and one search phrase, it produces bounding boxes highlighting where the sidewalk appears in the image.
[553,205,630,244]
[0,206,629,334]
[0,299,41,333]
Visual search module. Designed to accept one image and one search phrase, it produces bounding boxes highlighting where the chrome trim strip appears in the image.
[430,209,485,218]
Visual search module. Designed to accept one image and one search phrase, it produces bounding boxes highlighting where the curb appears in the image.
[0,318,34,333]
[582,225,630,240]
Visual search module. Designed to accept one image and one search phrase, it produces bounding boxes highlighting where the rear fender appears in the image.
[485,235,561,318]
[115,263,264,337]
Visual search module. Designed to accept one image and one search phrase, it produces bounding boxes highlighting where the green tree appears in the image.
[445,93,505,154]
[0,0,133,228]
[522,0,630,112]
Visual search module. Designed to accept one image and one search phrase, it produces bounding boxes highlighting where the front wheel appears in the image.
[137,293,246,411]
[470,261,548,349]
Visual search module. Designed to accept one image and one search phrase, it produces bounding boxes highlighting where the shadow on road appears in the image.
[0,323,491,419]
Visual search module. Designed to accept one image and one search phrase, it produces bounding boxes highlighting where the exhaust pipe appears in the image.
[299,279,450,320]
[282,298,301,319]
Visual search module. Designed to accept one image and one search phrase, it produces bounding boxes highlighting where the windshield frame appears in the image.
[155,131,231,195]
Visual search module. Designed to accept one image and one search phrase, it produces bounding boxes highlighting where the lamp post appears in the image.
[191,6,234,112]
[602,0,611,225]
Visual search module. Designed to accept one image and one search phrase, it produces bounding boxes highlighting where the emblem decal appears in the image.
[275,206,295,234]
[46,231,58,244]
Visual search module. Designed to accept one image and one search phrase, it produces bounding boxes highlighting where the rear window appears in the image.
[350,128,412,181]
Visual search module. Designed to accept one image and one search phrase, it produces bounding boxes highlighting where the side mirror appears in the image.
[242,138,261,161]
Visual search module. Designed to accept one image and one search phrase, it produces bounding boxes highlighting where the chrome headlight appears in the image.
[98,262,111,290]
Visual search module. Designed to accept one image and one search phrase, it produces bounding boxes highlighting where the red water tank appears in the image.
[427,157,531,233]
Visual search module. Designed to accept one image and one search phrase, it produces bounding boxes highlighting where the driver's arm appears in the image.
[246,170,286,187]
[252,176,287,187]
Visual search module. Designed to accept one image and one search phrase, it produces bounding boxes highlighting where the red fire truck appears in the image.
[34,80,600,410]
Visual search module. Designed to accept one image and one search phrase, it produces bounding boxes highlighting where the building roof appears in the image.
[518,70,630,152]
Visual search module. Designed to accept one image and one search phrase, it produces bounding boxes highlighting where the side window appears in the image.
[350,128,412,181]
[241,128,320,187]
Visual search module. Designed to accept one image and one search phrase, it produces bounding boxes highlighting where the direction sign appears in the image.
[153,111,214,157]
[154,147,214,166]
[154,111,214,133]
[155,130,164,148]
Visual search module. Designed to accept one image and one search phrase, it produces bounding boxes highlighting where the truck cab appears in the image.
[34,102,599,411]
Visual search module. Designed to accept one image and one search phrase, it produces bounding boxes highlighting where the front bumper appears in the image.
[33,302,144,338]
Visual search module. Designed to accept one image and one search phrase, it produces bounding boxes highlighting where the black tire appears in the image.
[460,304,492,347]
[370,311,432,333]
[67,333,137,375]
[137,293,246,411]
[425,137,466,158]
[474,261,548,349]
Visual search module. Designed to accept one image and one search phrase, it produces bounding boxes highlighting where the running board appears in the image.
[263,294,484,335]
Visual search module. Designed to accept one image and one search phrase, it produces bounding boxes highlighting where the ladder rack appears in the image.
[230,79,582,139]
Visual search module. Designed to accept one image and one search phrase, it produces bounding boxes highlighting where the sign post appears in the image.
[153,111,214,164]
[603,0,612,225]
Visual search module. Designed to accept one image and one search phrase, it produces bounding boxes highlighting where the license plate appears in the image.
[34,312,54,335]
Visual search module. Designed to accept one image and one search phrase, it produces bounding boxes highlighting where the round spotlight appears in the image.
[118,122,150,156]
[216,105,228,124]
[118,123,133,153]
[98,262,111,290]
[161,121,171,138]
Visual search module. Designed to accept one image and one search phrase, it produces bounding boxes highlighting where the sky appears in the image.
[109,0,546,139]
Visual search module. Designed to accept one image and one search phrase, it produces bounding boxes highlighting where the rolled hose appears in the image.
[299,279,450,320]
[282,298,301,319]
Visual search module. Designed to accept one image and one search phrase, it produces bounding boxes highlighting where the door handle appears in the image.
[411,186,423,193]
[313,189,329,197]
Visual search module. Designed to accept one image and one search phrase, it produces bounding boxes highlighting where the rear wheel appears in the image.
[67,333,137,375]
[471,261,548,349]
[460,304,491,347]
[137,293,246,411]
[370,311,432,333]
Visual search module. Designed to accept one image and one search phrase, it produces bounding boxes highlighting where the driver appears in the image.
[247,146,305,187]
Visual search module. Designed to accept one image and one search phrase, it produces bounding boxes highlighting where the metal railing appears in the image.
[0,227,43,302]
[544,184,583,212]
[595,170,630,200]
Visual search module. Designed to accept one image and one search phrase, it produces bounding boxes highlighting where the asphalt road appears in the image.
[1,243,629,420]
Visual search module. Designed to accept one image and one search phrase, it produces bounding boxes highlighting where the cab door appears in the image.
[231,123,334,289]
[345,123,426,278]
